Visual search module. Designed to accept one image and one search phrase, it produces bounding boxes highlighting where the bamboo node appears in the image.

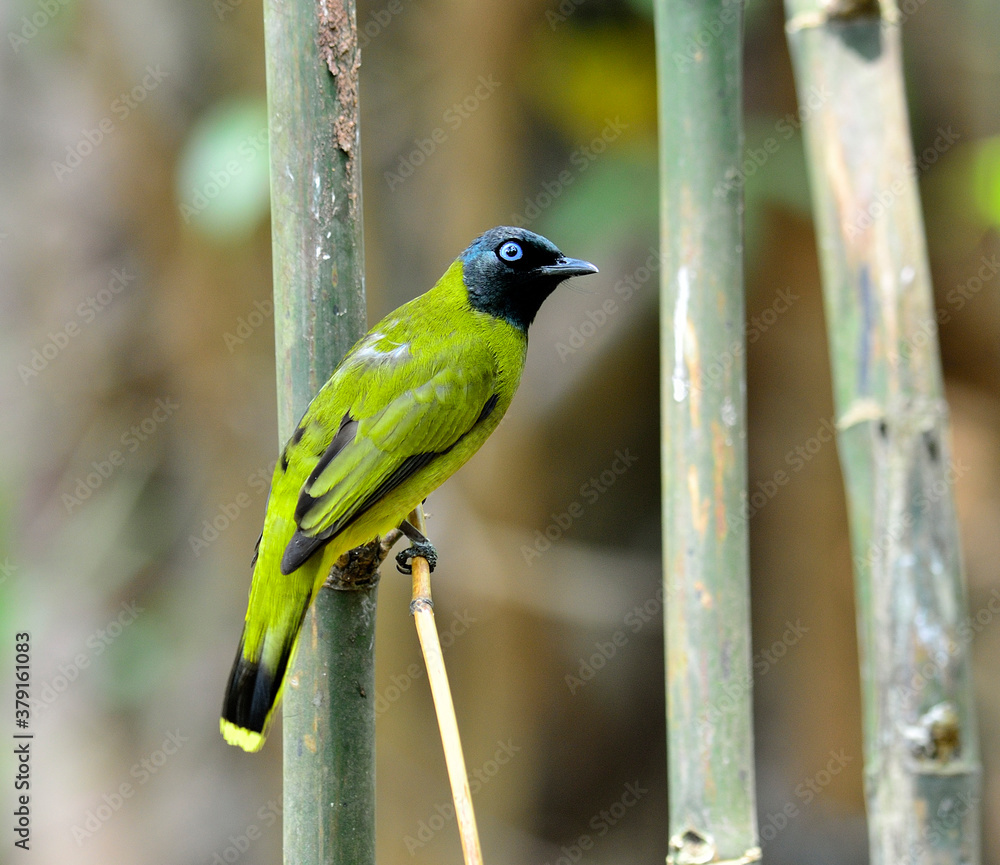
[325,538,384,590]
[903,701,961,762]
[667,829,715,864]
[410,597,434,616]
[837,398,884,430]
[786,1,898,33]
[667,830,762,865]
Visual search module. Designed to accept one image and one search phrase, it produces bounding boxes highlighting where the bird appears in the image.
[221,226,598,751]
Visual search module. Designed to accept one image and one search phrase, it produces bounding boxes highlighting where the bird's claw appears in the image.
[396,539,438,575]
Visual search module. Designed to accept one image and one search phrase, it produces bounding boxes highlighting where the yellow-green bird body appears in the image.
[221,228,597,751]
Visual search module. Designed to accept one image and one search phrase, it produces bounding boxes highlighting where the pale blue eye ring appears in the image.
[498,241,523,262]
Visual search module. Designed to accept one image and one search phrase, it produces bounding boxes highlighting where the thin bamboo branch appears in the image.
[408,505,484,865]
[783,2,981,863]
[263,0,375,863]
[654,2,760,863]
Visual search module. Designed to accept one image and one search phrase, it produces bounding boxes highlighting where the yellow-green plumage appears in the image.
[221,227,596,751]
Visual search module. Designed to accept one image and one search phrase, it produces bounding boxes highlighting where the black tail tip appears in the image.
[220,649,280,752]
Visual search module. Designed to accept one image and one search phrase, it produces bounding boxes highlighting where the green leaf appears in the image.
[536,144,658,251]
[175,97,270,241]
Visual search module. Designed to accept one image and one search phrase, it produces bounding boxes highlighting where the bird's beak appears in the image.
[540,257,600,278]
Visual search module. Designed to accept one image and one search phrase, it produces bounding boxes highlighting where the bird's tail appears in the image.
[220,561,320,752]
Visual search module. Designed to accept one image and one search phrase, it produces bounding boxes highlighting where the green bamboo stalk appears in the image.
[262,1,376,863]
[783,2,981,863]
[654,2,760,863]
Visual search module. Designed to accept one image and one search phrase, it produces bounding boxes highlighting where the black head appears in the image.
[459,226,598,331]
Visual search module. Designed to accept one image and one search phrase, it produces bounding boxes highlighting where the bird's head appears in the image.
[459,226,598,331]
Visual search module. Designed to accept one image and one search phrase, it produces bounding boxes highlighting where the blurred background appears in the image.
[2,0,999,862]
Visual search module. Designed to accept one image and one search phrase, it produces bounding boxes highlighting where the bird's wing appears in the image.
[280,342,498,573]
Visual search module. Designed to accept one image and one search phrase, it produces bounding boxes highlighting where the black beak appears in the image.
[539,257,600,278]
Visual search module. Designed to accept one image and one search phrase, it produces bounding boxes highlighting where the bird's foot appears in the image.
[396,538,438,575]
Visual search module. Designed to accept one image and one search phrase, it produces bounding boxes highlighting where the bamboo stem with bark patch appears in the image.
[783,1,981,862]
[654,1,760,863]
[263,0,377,863]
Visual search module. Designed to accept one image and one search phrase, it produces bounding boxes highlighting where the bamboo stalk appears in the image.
[262,0,376,863]
[783,2,982,863]
[408,506,484,865]
[654,2,760,863]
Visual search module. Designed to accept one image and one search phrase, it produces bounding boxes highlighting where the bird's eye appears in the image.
[497,240,523,263]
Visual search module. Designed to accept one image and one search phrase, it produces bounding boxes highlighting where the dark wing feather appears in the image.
[280,449,443,575]
[293,412,358,524]
[278,345,500,575]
